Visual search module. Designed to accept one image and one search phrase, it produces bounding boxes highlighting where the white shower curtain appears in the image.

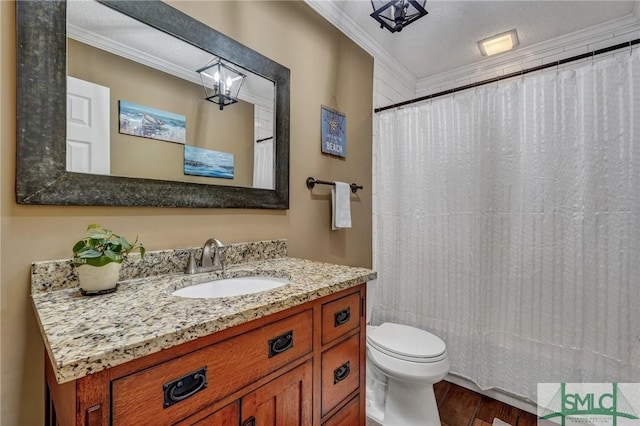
[373,51,640,401]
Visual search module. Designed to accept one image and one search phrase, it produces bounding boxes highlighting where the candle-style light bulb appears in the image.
[225,76,233,95]
[212,70,221,94]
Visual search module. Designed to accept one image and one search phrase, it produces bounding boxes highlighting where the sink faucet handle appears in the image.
[212,253,221,268]
[212,240,226,269]
[185,251,198,274]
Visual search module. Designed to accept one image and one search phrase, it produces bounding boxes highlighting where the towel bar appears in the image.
[306,177,363,194]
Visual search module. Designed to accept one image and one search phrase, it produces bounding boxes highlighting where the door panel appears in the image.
[241,361,312,426]
[66,76,110,174]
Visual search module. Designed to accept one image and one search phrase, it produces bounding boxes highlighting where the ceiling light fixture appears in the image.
[370,0,428,33]
[478,29,519,56]
[197,58,246,110]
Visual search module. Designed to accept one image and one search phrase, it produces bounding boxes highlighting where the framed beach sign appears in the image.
[321,105,346,158]
[184,146,234,179]
[119,100,186,144]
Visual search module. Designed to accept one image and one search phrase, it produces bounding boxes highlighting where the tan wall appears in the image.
[68,39,255,187]
[1,1,373,425]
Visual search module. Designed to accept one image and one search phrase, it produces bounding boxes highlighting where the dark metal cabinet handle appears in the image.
[162,367,208,408]
[334,361,351,384]
[334,308,351,327]
[242,417,256,426]
[268,330,294,358]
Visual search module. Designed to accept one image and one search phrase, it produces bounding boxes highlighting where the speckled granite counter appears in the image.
[31,241,376,384]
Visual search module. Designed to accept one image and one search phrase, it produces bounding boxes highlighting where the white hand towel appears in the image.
[332,182,352,230]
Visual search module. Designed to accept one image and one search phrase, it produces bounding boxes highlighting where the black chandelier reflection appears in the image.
[370,0,428,33]
[197,58,246,110]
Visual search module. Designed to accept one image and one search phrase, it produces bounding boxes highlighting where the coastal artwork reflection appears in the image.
[184,146,234,179]
[118,100,186,144]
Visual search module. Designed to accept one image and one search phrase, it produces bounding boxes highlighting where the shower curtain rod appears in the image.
[374,37,640,113]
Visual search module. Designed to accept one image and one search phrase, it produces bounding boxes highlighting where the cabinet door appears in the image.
[241,361,312,426]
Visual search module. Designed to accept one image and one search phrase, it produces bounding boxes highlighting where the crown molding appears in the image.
[303,0,417,91]
[68,24,201,85]
[416,9,640,96]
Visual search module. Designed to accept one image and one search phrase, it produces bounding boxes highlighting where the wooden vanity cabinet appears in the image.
[44,284,366,426]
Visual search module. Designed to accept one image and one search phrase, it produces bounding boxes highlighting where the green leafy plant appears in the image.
[72,224,145,267]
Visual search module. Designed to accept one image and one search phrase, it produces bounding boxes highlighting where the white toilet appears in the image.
[366,322,450,426]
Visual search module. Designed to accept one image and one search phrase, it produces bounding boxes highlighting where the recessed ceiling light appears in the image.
[478,29,519,56]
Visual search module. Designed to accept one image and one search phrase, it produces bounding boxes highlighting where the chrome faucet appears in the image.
[185,238,226,274]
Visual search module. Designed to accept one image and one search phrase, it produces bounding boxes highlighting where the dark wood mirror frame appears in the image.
[16,0,290,209]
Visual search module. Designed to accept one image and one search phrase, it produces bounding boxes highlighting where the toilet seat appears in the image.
[367,323,447,363]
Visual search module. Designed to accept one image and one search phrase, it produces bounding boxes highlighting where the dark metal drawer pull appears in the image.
[334,361,351,384]
[268,330,294,358]
[334,308,351,327]
[242,416,256,426]
[162,367,208,408]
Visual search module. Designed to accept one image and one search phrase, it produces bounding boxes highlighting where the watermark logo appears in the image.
[538,383,640,425]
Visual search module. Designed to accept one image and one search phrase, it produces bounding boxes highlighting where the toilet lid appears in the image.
[367,323,446,361]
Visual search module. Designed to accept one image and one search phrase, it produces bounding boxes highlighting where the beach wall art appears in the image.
[184,146,234,179]
[119,100,186,144]
[321,105,346,158]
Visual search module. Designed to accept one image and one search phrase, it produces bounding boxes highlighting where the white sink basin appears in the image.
[172,276,289,299]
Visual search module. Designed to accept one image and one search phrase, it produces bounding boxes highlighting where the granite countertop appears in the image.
[32,255,376,384]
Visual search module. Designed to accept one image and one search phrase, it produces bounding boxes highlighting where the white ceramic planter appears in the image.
[76,262,122,295]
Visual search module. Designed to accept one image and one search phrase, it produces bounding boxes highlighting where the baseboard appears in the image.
[444,374,538,415]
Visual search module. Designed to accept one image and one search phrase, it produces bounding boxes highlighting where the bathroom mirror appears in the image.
[67,1,276,190]
[16,0,290,208]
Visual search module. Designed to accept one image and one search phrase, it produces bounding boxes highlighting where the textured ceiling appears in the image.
[332,0,636,80]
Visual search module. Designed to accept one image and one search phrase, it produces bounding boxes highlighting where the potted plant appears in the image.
[72,224,145,296]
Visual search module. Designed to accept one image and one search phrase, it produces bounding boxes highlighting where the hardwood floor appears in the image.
[435,381,540,426]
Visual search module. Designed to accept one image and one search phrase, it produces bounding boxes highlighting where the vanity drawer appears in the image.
[321,333,360,417]
[321,292,361,345]
[111,309,313,425]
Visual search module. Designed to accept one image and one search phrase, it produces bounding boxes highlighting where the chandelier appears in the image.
[197,58,246,110]
[370,0,428,33]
